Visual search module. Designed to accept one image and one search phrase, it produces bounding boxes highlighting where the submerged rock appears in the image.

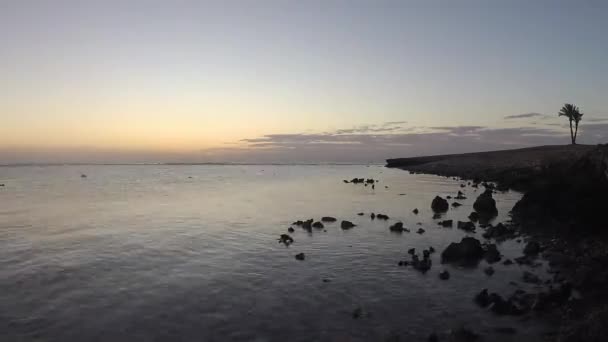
[431,196,449,212]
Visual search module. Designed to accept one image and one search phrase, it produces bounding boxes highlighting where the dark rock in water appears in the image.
[416,228,425,234]
[432,213,442,219]
[523,240,541,256]
[522,271,541,284]
[484,266,495,276]
[475,289,491,307]
[423,249,431,258]
[81,174,87,178]
[322,278,331,283]
[376,213,389,220]
[460,183,466,188]
[446,195,452,199]
[429,246,435,253]
[366,178,375,183]
[439,219,453,227]
[295,252,305,260]
[441,237,484,265]
[439,270,450,280]
[484,244,502,263]
[407,248,416,255]
[431,196,449,212]
[514,255,537,266]
[452,202,462,207]
[293,220,304,226]
[279,234,294,245]
[468,212,480,222]
[428,332,439,342]
[411,255,432,273]
[287,227,295,233]
[482,223,511,239]
[389,222,406,233]
[0,184,4,187]
[503,259,513,265]
[302,219,314,231]
[343,180,350,183]
[413,208,419,214]
[370,213,376,220]
[457,221,476,232]
[357,212,364,216]
[341,220,356,229]
[455,190,467,200]
[321,216,337,222]
[312,221,324,229]
[473,189,498,218]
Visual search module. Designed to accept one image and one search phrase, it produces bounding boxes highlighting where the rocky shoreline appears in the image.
[387,144,608,341]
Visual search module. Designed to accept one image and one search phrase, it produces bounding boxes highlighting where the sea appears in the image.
[0,165,552,341]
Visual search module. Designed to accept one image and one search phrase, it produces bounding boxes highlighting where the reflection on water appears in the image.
[0,165,549,341]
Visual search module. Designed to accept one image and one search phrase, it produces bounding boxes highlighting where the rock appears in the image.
[457,221,476,232]
[432,213,442,219]
[412,255,432,273]
[341,220,356,230]
[312,221,324,229]
[475,289,491,307]
[357,212,364,216]
[439,270,450,280]
[370,213,376,220]
[484,266,495,276]
[389,222,406,233]
[322,278,331,283]
[523,240,541,256]
[292,220,304,226]
[321,216,337,222]
[439,219,453,227]
[81,174,87,178]
[352,307,362,319]
[279,234,294,245]
[416,228,425,234]
[503,259,513,265]
[407,248,416,255]
[468,212,480,222]
[484,244,502,263]
[452,202,462,207]
[441,237,485,265]
[446,195,452,199]
[447,327,480,341]
[473,189,498,218]
[429,246,435,253]
[295,252,305,260]
[302,219,314,231]
[376,213,389,220]
[482,223,511,239]
[431,196,449,213]
[455,191,467,200]
[413,208,419,214]
[522,271,541,284]
[343,180,350,183]
[428,333,439,342]
[287,227,295,233]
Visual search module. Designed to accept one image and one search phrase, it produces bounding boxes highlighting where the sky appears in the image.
[1,0,607,164]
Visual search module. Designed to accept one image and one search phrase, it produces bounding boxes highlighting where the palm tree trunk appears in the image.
[574,121,579,144]
[569,119,574,144]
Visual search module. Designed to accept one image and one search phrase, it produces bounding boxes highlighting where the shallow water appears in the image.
[0,165,552,341]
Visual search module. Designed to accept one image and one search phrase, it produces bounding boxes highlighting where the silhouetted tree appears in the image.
[558,103,583,144]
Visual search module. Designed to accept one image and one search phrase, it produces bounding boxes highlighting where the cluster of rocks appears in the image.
[474,282,572,316]
[441,237,502,266]
[397,247,435,273]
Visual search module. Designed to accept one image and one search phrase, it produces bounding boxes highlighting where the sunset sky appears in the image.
[1,0,607,163]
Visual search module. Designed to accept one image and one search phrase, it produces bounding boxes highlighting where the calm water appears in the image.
[0,165,551,341]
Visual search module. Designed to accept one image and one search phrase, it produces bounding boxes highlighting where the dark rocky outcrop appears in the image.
[441,237,485,265]
[431,196,449,213]
[473,189,498,218]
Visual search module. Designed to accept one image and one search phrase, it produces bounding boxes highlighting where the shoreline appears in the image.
[387,143,608,341]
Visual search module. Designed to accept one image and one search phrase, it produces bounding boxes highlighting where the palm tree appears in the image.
[558,103,584,144]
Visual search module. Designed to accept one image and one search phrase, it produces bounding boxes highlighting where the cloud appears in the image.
[504,113,547,120]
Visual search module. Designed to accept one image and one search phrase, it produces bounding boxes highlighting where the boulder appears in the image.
[341,220,356,230]
[452,202,463,207]
[376,213,389,220]
[468,212,480,222]
[482,223,510,239]
[295,252,305,260]
[431,196,449,213]
[522,271,541,284]
[473,189,498,217]
[441,237,485,265]
[439,270,450,280]
[413,208,419,214]
[389,222,406,233]
[321,216,337,222]
[417,228,425,234]
[484,266,495,276]
[439,219,453,227]
[287,227,295,233]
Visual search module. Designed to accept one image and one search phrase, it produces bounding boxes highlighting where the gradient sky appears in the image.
[1,0,607,163]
